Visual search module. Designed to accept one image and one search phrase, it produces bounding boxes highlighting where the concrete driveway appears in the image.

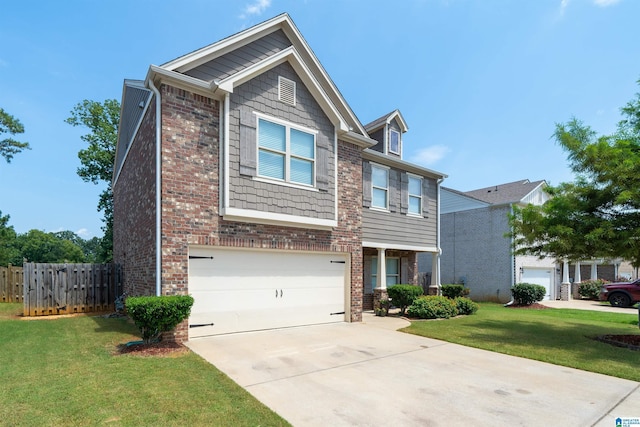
[186,314,640,427]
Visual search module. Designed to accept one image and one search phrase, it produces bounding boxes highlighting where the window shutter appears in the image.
[316,133,330,191]
[362,162,372,207]
[389,169,399,212]
[422,178,430,216]
[239,107,257,176]
[400,173,409,214]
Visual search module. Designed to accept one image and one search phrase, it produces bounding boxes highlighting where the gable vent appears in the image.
[278,76,296,106]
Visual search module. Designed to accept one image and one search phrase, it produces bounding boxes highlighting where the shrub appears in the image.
[407,295,458,319]
[126,295,194,344]
[511,283,546,306]
[387,284,424,315]
[578,279,606,300]
[454,297,479,315]
[441,284,470,299]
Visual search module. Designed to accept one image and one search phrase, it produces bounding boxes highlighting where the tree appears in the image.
[65,99,120,262]
[0,211,20,265]
[0,107,30,163]
[16,230,85,263]
[510,79,640,266]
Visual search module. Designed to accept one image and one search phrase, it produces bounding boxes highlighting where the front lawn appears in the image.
[403,303,640,382]
[0,303,289,427]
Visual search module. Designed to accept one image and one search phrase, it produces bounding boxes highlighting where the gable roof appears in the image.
[364,109,408,134]
[463,179,546,205]
[153,13,371,141]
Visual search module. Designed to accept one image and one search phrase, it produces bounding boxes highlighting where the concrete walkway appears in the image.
[186,313,640,427]
[542,298,639,314]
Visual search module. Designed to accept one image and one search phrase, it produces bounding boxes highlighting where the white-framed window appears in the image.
[257,116,316,186]
[371,165,389,209]
[389,129,400,155]
[408,175,422,216]
[371,257,400,290]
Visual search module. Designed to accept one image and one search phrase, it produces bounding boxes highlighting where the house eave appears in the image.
[363,149,447,179]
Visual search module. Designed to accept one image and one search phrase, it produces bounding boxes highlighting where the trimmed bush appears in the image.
[511,283,546,306]
[578,279,606,300]
[387,284,424,315]
[407,295,457,319]
[126,295,194,343]
[441,284,470,299]
[454,297,479,315]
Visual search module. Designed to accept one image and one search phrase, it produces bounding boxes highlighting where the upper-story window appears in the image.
[389,129,401,155]
[371,165,389,209]
[258,117,316,186]
[408,175,423,215]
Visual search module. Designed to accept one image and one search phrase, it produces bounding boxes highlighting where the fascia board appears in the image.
[363,149,447,179]
[362,241,439,252]
[162,14,289,72]
[147,65,223,99]
[339,130,378,148]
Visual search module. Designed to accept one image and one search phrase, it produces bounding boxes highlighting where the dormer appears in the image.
[364,110,408,159]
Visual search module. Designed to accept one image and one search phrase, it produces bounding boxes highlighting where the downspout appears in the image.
[146,77,162,297]
[505,203,516,306]
[435,177,444,294]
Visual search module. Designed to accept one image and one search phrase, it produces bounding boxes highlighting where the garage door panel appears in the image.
[189,248,347,338]
[521,268,552,301]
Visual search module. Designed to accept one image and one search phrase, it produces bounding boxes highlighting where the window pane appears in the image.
[386,258,399,274]
[290,128,314,159]
[372,188,387,208]
[258,119,285,151]
[389,130,400,153]
[409,196,421,214]
[408,177,421,195]
[386,275,399,286]
[290,158,313,185]
[258,150,284,179]
[372,167,388,188]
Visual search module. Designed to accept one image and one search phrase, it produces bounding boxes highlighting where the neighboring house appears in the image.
[113,13,446,341]
[419,179,558,303]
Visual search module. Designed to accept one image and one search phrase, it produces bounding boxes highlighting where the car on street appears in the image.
[599,279,640,307]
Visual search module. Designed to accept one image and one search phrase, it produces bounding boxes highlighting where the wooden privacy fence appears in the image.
[1,265,24,303]
[23,263,122,317]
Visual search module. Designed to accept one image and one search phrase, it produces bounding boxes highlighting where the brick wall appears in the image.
[156,83,364,337]
[113,101,157,297]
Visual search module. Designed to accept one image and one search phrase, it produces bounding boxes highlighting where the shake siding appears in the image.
[185,30,292,81]
[228,62,336,219]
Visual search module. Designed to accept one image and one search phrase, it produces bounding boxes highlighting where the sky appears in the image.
[1,0,639,238]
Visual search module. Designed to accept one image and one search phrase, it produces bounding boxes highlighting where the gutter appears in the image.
[145,75,162,297]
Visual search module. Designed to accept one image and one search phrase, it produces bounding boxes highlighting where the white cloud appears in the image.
[76,228,90,238]
[559,0,570,16]
[593,0,621,7]
[411,145,450,166]
[239,0,271,19]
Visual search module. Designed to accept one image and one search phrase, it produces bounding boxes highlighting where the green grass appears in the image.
[0,303,289,427]
[403,303,640,382]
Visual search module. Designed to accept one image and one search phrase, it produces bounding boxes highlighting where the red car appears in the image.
[599,279,640,307]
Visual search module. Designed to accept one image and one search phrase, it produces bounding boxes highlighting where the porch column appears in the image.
[573,261,582,299]
[375,248,386,290]
[574,261,581,283]
[373,248,388,310]
[590,262,598,280]
[429,250,441,295]
[560,259,571,301]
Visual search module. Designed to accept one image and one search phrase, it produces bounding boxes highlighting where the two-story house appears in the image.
[113,13,446,342]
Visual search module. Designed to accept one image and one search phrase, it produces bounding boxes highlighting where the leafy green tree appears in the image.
[16,229,85,263]
[0,107,30,163]
[510,79,640,266]
[65,99,120,262]
[0,211,21,265]
[54,231,101,262]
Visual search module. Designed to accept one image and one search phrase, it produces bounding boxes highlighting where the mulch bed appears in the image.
[595,335,640,351]
[504,303,550,310]
[116,341,189,357]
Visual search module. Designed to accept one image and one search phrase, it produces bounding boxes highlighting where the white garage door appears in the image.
[521,268,552,301]
[188,247,348,338]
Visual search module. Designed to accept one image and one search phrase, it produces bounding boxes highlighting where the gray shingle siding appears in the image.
[368,128,384,153]
[228,61,336,220]
[115,82,152,180]
[185,29,291,82]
